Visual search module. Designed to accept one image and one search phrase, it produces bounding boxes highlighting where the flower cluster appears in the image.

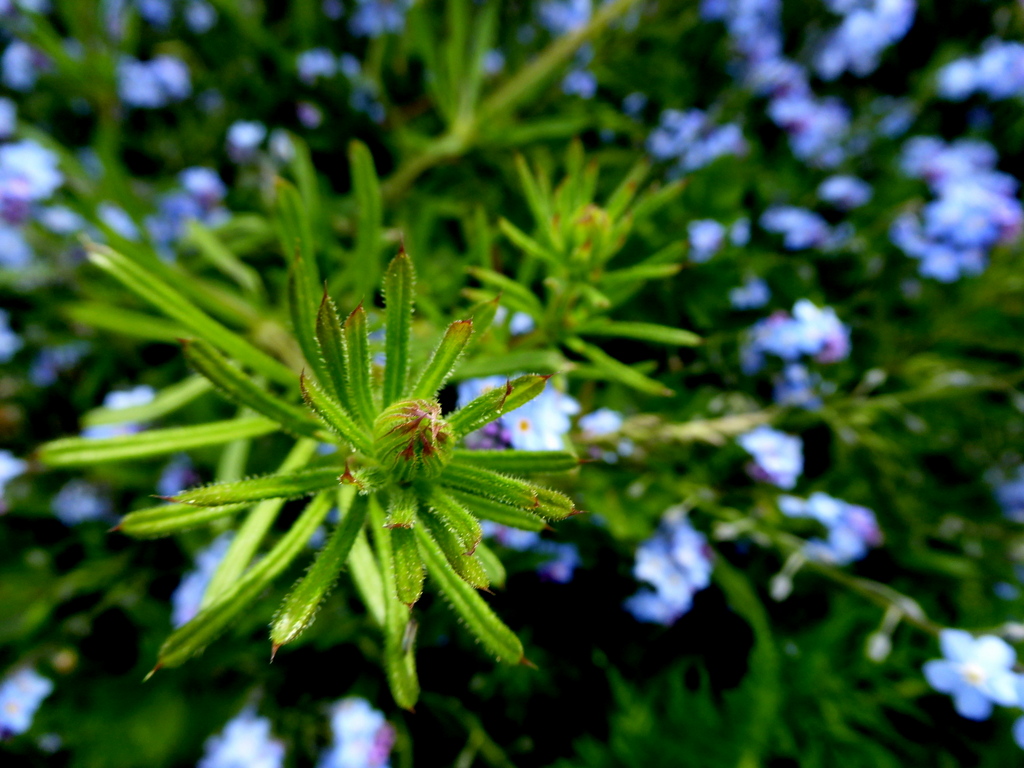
[741,299,851,375]
[625,511,714,625]
[814,0,915,81]
[778,492,881,565]
[117,56,191,109]
[197,708,285,768]
[146,167,230,258]
[937,40,1024,102]
[319,697,396,768]
[0,137,63,266]
[737,425,803,490]
[646,108,747,174]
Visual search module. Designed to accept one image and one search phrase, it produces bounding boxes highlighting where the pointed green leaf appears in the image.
[382,250,415,407]
[203,439,320,606]
[439,463,538,509]
[575,319,701,347]
[411,320,474,400]
[605,158,650,220]
[156,489,334,668]
[87,243,295,386]
[418,506,489,589]
[300,374,372,454]
[533,484,578,521]
[385,486,418,529]
[183,339,323,438]
[414,524,523,663]
[350,141,384,297]
[343,304,378,428]
[599,261,683,286]
[348,528,386,627]
[474,542,506,589]
[427,488,483,554]
[391,527,425,605]
[566,336,674,397]
[275,178,316,266]
[448,374,549,438]
[81,376,212,428]
[271,486,363,648]
[38,417,279,467]
[446,488,547,531]
[172,467,340,507]
[465,266,544,317]
[117,502,247,538]
[63,302,187,342]
[464,295,501,355]
[369,496,419,710]
[315,292,352,409]
[452,449,580,475]
[454,350,566,380]
[184,220,264,298]
[498,217,560,267]
[288,253,328,384]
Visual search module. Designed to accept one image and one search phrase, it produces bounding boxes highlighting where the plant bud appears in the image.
[373,399,454,482]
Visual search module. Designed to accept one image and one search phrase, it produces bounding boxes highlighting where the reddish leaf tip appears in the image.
[520,656,538,670]
[270,644,281,662]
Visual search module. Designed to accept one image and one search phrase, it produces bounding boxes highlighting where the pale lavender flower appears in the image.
[198,708,285,768]
[923,630,1019,720]
[51,479,112,525]
[760,206,831,250]
[778,492,881,564]
[818,175,872,209]
[318,697,395,768]
[688,219,726,262]
[738,425,802,489]
[0,668,53,739]
[729,276,770,310]
[226,121,266,163]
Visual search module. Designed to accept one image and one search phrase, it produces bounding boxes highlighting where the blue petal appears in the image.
[1013,716,1024,750]
[922,660,958,693]
[984,671,1020,707]
[952,685,993,721]
[974,635,1016,673]
[939,629,976,663]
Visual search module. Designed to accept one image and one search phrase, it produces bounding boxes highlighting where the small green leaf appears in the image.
[452,449,579,475]
[275,178,316,266]
[38,417,279,467]
[411,320,474,400]
[63,302,187,342]
[533,484,578,521]
[270,486,363,648]
[391,527,425,605]
[288,253,328,385]
[184,220,264,298]
[350,141,384,297]
[464,295,501,354]
[348,528,386,627]
[418,506,489,589]
[566,336,674,397]
[81,375,212,428]
[183,339,323,439]
[315,292,352,409]
[454,350,566,380]
[156,489,334,669]
[498,217,560,267]
[385,486,418,529]
[427,488,483,554]
[439,463,538,509]
[465,266,544,317]
[474,542,506,589]
[605,158,650,220]
[414,524,524,663]
[171,467,341,507]
[446,488,547,531]
[369,496,420,710]
[117,502,247,538]
[382,250,415,408]
[575,319,701,347]
[447,374,549,438]
[300,374,372,454]
[87,243,295,386]
[343,304,378,428]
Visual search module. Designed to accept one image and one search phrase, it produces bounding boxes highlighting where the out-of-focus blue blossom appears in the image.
[482,520,541,551]
[482,50,505,76]
[579,408,624,437]
[349,0,410,38]
[0,449,27,512]
[117,56,191,109]
[539,0,590,36]
[778,492,881,564]
[0,140,63,225]
[562,68,597,98]
[172,533,232,627]
[184,0,217,33]
[1,40,47,92]
[269,129,296,163]
[922,630,1019,721]
[737,425,803,489]
[297,48,338,85]
[688,219,726,263]
[871,95,915,138]
[0,309,23,362]
[622,91,647,118]
[818,175,872,210]
[625,511,714,625]
[297,101,324,129]
[535,541,581,583]
[495,306,536,336]
[97,202,139,241]
[146,168,230,255]
[157,454,199,497]
[0,223,31,267]
[226,120,266,163]
[38,205,85,235]
[51,479,112,526]
[318,697,395,768]
[647,109,747,174]
[759,206,831,250]
[0,667,53,739]
[462,420,512,450]
[766,94,850,168]
[729,276,770,310]
[772,363,822,409]
[30,341,90,386]
[937,40,1024,102]
[198,707,285,768]
[814,0,915,81]
[179,167,226,210]
[742,299,850,373]
[81,384,155,439]
[340,56,386,123]
[136,0,172,27]
[0,97,15,140]
[893,137,1022,281]
[322,0,343,19]
[992,466,1024,523]
[729,216,751,246]
[505,384,580,451]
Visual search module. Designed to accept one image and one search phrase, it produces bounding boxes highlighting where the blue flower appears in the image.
[117,56,191,109]
[742,300,850,373]
[687,219,726,263]
[772,363,822,409]
[729,276,770,310]
[0,97,15,140]
[578,408,624,437]
[297,48,338,85]
[535,541,581,584]
[622,91,647,118]
[992,466,1024,522]
[0,224,31,268]
[198,707,285,768]
[539,0,591,36]
[185,1,217,33]
[98,202,140,241]
[0,449,27,512]
[157,454,199,497]
[760,206,831,250]
[0,667,53,739]
[937,40,1024,102]
[81,385,155,439]
[818,175,872,210]
[647,109,747,174]
[51,479,112,526]
[625,511,714,625]
[349,0,411,38]
[562,68,597,99]
[1,40,47,92]
[0,139,63,224]
[226,120,267,163]
[172,533,232,627]
[778,492,881,565]
[737,425,803,489]
[814,0,915,81]
[504,384,579,451]
[318,697,395,768]
[30,342,90,386]
[922,630,1019,721]
[0,308,22,363]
